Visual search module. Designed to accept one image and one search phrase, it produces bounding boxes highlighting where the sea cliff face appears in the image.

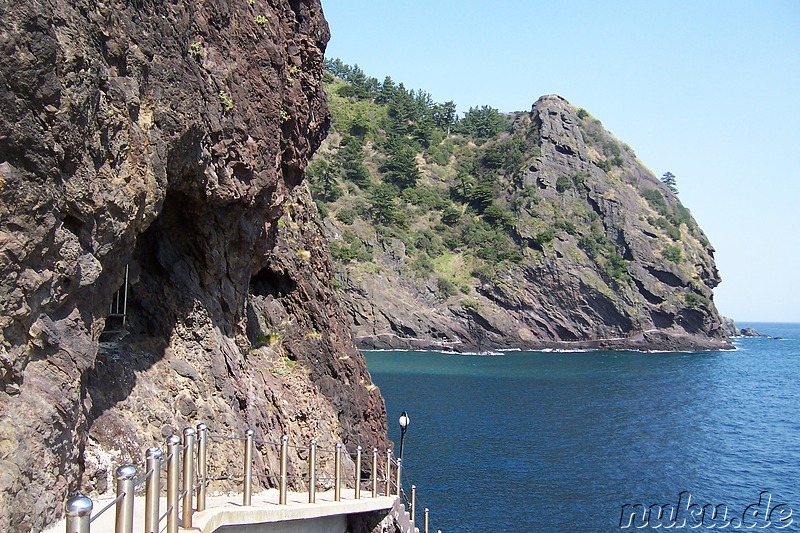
[0,1,387,530]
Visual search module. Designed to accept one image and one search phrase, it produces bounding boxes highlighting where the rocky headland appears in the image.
[0,1,388,531]
[312,82,732,353]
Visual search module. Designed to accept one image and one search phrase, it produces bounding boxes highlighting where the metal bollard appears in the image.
[371,447,378,498]
[411,485,416,523]
[181,427,196,528]
[243,429,254,506]
[279,435,288,505]
[334,443,342,502]
[65,493,93,533]
[424,508,429,533]
[115,465,136,533]
[396,458,402,497]
[144,448,162,533]
[196,423,208,512]
[308,439,317,504]
[355,446,362,500]
[166,435,181,533]
[385,449,393,497]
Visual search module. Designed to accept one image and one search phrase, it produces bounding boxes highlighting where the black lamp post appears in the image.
[398,411,410,461]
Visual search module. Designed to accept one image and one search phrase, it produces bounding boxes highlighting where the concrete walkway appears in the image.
[44,489,398,533]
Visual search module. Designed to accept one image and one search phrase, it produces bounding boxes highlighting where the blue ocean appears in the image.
[364,323,800,532]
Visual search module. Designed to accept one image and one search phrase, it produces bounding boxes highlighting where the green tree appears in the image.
[307,159,342,201]
[441,206,462,225]
[381,146,420,190]
[661,171,679,194]
[368,183,401,224]
[337,136,371,187]
[454,105,510,140]
[386,83,417,136]
[440,101,457,135]
[377,76,396,104]
[468,175,496,213]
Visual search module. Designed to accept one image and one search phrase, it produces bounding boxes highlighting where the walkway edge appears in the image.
[191,493,399,533]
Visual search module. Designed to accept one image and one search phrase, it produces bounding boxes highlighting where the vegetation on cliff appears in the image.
[308,60,730,352]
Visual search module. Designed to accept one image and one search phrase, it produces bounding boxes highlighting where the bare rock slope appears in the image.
[0,1,387,531]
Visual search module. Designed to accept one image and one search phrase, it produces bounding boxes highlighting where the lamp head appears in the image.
[399,411,410,430]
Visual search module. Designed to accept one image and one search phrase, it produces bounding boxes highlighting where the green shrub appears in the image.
[571,173,588,191]
[436,277,459,298]
[556,175,573,193]
[461,299,481,310]
[412,254,434,276]
[603,252,630,283]
[218,90,234,111]
[471,263,497,282]
[578,235,599,258]
[254,15,269,29]
[578,224,609,259]
[424,144,450,166]
[668,204,693,228]
[650,216,681,240]
[531,228,555,247]
[441,206,462,226]
[643,189,669,216]
[336,208,356,225]
[663,245,682,263]
[414,230,444,256]
[402,185,448,210]
[554,219,577,235]
[684,292,710,310]
[330,239,372,263]
[483,204,515,229]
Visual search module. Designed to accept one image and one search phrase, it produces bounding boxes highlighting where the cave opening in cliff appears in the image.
[250,266,297,298]
[101,265,129,338]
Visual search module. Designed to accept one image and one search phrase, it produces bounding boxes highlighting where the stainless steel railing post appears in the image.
[308,438,317,504]
[385,449,393,497]
[411,484,417,523]
[424,508,430,533]
[279,435,288,505]
[114,465,136,533]
[334,443,342,502]
[181,427,196,528]
[396,458,402,497]
[371,447,378,498]
[65,493,93,533]
[243,429,254,506]
[144,447,162,533]
[196,423,207,512]
[355,446,362,500]
[166,435,181,533]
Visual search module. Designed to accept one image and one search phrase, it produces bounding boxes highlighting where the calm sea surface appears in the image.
[364,322,800,532]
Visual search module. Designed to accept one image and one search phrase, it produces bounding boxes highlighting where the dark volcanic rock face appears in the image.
[0,1,387,531]
[340,95,731,353]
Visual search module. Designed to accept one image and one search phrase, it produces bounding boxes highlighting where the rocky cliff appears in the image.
[315,91,731,352]
[0,1,388,531]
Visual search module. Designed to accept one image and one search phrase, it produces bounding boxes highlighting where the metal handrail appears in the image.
[88,493,125,524]
[64,424,433,533]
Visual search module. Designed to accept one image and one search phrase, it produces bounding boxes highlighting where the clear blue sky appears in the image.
[322,0,800,323]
